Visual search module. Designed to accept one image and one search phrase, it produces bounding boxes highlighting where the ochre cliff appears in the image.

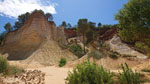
[0,11,76,65]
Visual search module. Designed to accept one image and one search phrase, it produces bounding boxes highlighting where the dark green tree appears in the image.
[86,22,97,44]
[4,22,12,32]
[61,21,67,28]
[32,9,44,15]
[14,12,30,29]
[67,23,72,29]
[115,0,150,43]
[77,19,88,53]
[14,9,46,29]
[45,13,53,21]
[98,22,102,28]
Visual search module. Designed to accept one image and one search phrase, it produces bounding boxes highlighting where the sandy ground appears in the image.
[29,66,72,84]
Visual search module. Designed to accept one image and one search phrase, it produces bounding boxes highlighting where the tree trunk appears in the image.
[83,33,85,54]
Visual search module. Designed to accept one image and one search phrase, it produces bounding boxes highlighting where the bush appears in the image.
[88,50,104,59]
[117,63,140,84]
[59,58,67,67]
[66,61,114,84]
[6,65,24,75]
[109,53,118,60]
[135,42,150,55]
[0,56,24,75]
[0,56,8,74]
[69,44,85,58]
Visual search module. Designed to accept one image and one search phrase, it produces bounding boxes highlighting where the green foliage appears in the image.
[5,65,24,75]
[117,63,140,84]
[144,39,150,47]
[86,29,94,44]
[0,32,6,45]
[69,44,85,58]
[61,21,67,28]
[66,61,114,84]
[118,29,136,43]
[102,24,117,28]
[14,12,30,29]
[88,50,104,59]
[61,21,72,29]
[13,9,53,30]
[77,19,88,53]
[45,13,53,21]
[97,22,102,28]
[109,53,118,60]
[0,56,8,74]
[0,56,24,75]
[4,22,12,32]
[115,0,150,43]
[32,9,45,15]
[135,42,150,55]
[59,58,67,67]
[77,19,88,35]
[86,22,98,44]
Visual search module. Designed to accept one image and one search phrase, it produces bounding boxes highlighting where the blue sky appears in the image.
[0,0,128,33]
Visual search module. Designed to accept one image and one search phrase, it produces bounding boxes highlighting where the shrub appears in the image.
[69,44,85,58]
[59,58,67,67]
[88,50,104,59]
[135,42,150,55]
[109,53,118,60]
[0,56,8,74]
[6,65,24,75]
[65,61,114,84]
[0,56,24,75]
[102,43,110,50]
[117,63,140,84]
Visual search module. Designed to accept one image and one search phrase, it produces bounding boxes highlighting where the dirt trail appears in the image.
[29,66,72,84]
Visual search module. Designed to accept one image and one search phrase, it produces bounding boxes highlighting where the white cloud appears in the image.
[0,0,57,18]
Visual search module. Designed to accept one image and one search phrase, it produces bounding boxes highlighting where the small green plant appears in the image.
[5,65,24,75]
[0,56,24,75]
[66,61,114,84]
[0,56,8,74]
[117,63,140,84]
[59,58,67,67]
[88,50,104,59]
[109,54,118,59]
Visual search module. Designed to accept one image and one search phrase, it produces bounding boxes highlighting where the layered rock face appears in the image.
[0,12,76,65]
[107,35,148,59]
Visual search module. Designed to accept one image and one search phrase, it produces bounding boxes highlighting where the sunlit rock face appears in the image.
[0,12,76,65]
